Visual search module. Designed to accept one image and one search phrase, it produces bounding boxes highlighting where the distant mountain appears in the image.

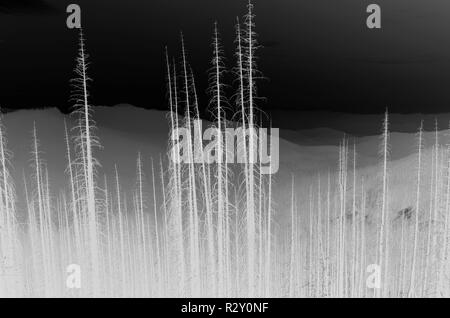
[2,104,446,221]
[270,109,450,136]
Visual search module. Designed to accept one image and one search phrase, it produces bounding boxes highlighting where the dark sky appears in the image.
[1,0,450,118]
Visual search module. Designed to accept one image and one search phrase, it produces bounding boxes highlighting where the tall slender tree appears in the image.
[71,28,100,296]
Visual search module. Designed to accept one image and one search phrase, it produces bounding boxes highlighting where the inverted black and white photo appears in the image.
[1,0,450,300]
